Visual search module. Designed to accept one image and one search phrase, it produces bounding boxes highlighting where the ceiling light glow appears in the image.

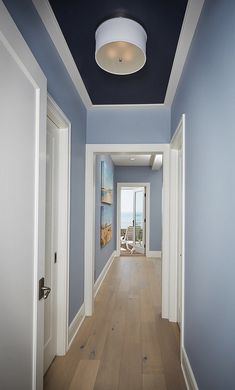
[95,17,147,75]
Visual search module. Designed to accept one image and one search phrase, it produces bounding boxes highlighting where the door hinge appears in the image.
[144,244,146,248]
[144,218,146,223]
[54,252,57,263]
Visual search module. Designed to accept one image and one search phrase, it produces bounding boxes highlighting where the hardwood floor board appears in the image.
[69,360,100,390]
[44,257,186,390]
[142,373,167,390]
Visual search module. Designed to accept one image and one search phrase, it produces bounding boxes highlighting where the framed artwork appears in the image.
[100,205,112,247]
[101,160,113,204]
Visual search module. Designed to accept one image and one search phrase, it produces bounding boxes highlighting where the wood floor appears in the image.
[44,257,186,390]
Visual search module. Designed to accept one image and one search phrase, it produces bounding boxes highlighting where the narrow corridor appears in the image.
[44,257,186,390]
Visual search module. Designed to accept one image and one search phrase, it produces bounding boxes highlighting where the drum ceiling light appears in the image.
[95,17,147,75]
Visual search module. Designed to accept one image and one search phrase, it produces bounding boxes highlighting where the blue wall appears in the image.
[3,0,87,324]
[115,166,162,251]
[172,1,235,388]
[95,156,116,281]
[87,106,171,144]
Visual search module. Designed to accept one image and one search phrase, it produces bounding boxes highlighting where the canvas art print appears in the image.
[101,161,113,204]
[100,205,112,247]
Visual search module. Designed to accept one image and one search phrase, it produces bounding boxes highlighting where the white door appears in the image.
[44,119,59,373]
[177,149,183,327]
[133,188,146,254]
[0,4,46,390]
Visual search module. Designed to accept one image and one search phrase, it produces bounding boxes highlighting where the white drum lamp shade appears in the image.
[95,17,147,75]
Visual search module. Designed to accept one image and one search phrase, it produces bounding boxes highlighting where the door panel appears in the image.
[0,6,46,389]
[44,119,58,373]
[177,150,183,327]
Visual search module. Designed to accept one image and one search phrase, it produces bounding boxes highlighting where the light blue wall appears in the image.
[115,167,162,251]
[95,156,116,281]
[172,1,235,388]
[87,107,171,144]
[3,0,87,324]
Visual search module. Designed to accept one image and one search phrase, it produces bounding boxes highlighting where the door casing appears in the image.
[84,144,170,319]
[47,95,71,357]
[169,114,185,362]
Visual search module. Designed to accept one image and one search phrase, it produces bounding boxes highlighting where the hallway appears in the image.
[44,257,186,390]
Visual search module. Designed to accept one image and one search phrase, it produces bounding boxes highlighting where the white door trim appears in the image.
[47,95,71,355]
[170,115,186,356]
[84,144,170,319]
[116,183,150,257]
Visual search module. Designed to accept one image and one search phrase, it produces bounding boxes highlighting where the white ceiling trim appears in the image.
[164,0,205,107]
[33,0,92,108]
[33,0,204,110]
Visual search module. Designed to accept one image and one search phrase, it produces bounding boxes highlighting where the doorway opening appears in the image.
[119,186,146,256]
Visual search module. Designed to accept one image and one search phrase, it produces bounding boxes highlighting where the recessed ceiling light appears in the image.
[95,17,147,75]
[130,157,136,161]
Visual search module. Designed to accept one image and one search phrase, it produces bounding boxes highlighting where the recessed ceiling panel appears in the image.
[49,0,188,105]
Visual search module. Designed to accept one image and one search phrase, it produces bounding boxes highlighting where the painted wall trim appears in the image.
[33,0,92,109]
[164,0,205,106]
[182,347,199,390]
[116,182,150,257]
[94,251,117,297]
[32,0,203,109]
[148,251,162,258]
[85,143,171,320]
[68,304,85,349]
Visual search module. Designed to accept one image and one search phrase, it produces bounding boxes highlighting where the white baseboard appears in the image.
[68,303,85,349]
[147,250,162,258]
[94,250,116,297]
[181,346,198,390]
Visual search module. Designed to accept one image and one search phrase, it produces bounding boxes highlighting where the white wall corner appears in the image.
[94,251,117,297]
[68,304,85,349]
[181,347,199,390]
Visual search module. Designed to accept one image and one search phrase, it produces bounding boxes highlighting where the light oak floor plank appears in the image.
[44,256,186,390]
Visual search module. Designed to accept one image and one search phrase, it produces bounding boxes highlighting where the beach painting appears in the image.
[100,205,112,247]
[101,161,113,204]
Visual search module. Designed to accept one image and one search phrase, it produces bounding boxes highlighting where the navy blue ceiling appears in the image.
[49,0,188,105]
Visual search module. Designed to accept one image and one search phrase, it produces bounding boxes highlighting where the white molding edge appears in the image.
[32,0,204,110]
[164,0,205,106]
[94,251,116,297]
[116,183,150,257]
[147,251,162,258]
[33,0,92,109]
[182,347,199,390]
[85,143,170,321]
[68,304,85,349]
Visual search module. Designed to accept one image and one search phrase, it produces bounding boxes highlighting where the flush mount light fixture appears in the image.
[95,17,147,75]
[130,157,136,161]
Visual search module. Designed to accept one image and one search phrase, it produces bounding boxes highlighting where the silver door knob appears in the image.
[41,286,51,300]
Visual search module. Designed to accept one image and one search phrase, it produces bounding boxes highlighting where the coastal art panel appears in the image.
[100,205,112,247]
[101,160,113,204]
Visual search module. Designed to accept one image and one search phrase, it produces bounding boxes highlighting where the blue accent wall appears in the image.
[87,107,171,144]
[172,1,235,388]
[3,0,87,324]
[115,166,162,251]
[95,156,116,281]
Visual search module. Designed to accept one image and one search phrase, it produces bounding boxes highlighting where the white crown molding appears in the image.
[33,0,204,110]
[164,0,205,107]
[33,0,92,109]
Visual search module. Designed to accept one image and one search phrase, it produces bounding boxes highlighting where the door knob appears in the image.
[41,286,51,300]
[39,277,51,300]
